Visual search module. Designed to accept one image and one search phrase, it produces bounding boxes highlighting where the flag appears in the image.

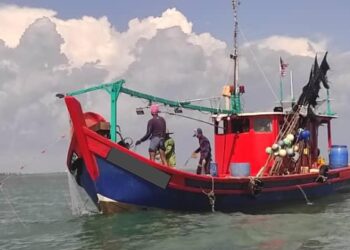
[297,52,330,107]
[319,52,330,89]
[280,57,288,77]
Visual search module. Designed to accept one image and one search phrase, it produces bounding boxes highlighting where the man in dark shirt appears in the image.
[136,104,168,165]
[192,128,211,175]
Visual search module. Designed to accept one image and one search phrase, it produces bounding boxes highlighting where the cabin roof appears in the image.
[212,111,283,118]
[212,112,337,119]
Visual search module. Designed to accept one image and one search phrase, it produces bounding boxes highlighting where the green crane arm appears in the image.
[65,80,236,142]
[120,87,234,114]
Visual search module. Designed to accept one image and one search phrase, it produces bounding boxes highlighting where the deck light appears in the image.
[174,107,183,113]
[136,108,145,115]
[56,93,65,99]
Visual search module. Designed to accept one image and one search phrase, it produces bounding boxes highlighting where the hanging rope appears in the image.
[201,176,216,212]
[297,185,313,205]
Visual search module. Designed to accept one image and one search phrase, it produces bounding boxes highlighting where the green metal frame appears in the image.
[326,89,335,116]
[66,79,238,142]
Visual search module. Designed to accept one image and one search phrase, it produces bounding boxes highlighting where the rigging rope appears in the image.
[238,26,279,101]
[163,111,223,128]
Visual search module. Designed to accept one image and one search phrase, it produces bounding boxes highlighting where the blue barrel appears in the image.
[231,163,251,177]
[329,145,348,169]
[209,162,217,177]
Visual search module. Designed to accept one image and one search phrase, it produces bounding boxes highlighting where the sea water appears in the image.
[1,173,350,250]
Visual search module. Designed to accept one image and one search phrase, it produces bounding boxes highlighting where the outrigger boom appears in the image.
[62,79,241,142]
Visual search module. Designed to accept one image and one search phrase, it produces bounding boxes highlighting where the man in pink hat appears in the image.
[136,104,168,165]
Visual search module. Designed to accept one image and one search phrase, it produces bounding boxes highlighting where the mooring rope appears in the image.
[202,175,216,212]
[297,185,313,205]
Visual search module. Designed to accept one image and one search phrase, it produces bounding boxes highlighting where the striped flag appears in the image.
[280,57,288,77]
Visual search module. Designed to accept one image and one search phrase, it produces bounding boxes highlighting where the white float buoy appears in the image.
[265,147,272,154]
[272,144,279,151]
[283,138,291,146]
[286,134,294,141]
[279,149,287,157]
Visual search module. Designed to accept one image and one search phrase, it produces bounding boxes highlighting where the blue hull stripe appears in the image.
[78,157,350,212]
[106,148,171,189]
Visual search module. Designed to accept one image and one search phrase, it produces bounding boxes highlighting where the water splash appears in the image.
[66,171,96,216]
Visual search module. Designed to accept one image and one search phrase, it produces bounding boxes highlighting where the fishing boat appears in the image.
[60,1,350,214]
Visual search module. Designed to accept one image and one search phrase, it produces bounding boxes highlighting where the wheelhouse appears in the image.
[213,111,335,177]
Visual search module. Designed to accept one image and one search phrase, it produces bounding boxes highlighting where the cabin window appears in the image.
[215,119,229,134]
[231,118,250,133]
[254,118,272,132]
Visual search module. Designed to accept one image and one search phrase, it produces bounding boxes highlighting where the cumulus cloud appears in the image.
[0,5,56,47]
[256,35,327,57]
[0,4,350,173]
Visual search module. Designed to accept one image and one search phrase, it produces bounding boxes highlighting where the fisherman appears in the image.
[317,148,326,167]
[164,129,176,167]
[136,104,168,165]
[192,128,211,175]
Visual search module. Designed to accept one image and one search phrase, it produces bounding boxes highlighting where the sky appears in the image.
[1,0,350,173]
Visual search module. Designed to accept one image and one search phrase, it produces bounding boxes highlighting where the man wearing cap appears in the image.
[192,128,211,175]
[136,104,168,165]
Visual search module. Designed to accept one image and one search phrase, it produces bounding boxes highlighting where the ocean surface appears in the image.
[1,173,350,250]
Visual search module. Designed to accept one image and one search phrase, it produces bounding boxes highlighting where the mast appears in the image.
[230,0,241,113]
[232,0,238,97]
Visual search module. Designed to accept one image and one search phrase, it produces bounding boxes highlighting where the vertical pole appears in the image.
[326,89,334,115]
[235,94,241,113]
[327,120,332,148]
[110,82,123,142]
[279,75,283,106]
[290,70,294,104]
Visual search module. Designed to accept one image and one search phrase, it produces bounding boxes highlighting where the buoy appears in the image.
[278,140,284,146]
[279,149,287,157]
[265,147,272,154]
[294,145,299,152]
[286,134,294,142]
[297,128,304,140]
[301,130,310,141]
[283,138,291,146]
[272,144,279,151]
[286,147,294,156]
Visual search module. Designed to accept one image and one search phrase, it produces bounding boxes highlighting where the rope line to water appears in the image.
[297,185,313,205]
[0,133,68,226]
[1,133,68,187]
[0,185,27,228]
[18,134,67,171]
[202,175,216,212]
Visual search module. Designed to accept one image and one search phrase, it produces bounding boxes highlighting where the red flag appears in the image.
[280,57,288,77]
